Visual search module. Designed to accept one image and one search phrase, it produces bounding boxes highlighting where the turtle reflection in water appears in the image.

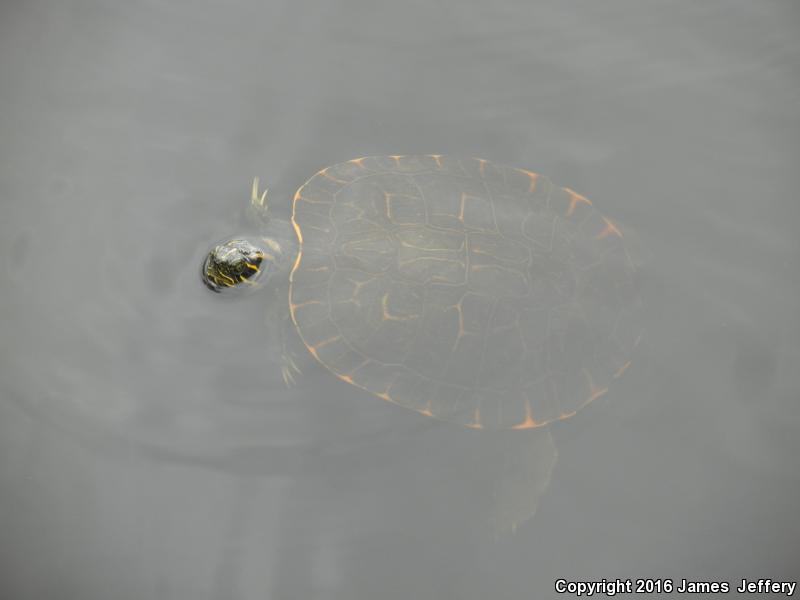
[202,155,643,533]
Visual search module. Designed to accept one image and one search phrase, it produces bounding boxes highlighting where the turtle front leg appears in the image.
[280,313,305,387]
[248,177,271,225]
[260,281,307,388]
[252,177,269,211]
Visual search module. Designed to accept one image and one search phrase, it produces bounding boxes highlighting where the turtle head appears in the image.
[201,178,294,293]
[201,238,263,293]
[201,235,286,293]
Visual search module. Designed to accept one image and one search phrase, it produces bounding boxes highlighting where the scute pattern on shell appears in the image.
[289,155,642,430]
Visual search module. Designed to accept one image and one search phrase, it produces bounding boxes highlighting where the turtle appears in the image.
[202,155,644,532]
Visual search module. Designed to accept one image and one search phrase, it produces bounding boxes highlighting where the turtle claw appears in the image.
[288,356,302,376]
[251,177,269,213]
[280,355,303,388]
[281,365,296,388]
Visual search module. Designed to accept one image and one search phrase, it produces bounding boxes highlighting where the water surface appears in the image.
[1,1,798,598]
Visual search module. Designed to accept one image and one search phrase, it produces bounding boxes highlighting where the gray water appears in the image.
[1,1,798,598]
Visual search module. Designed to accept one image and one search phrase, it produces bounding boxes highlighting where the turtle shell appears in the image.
[289,155,642,430]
